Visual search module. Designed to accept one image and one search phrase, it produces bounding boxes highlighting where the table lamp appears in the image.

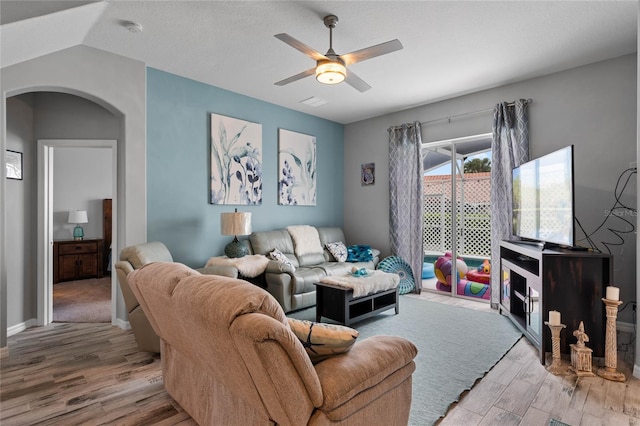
[68,210,88,241]
[220,209,252,258]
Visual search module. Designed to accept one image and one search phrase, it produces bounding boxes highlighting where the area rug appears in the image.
[288,295,522,425]
[53,277,111,323]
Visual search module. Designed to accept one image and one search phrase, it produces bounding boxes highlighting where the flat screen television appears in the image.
[512,145,575,247]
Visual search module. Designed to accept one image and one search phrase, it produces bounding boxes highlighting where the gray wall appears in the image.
[52,147,112,241]
[33,92,117,241]
[344,54,637,324]
[6,95,36,328]
[1,45,147,347]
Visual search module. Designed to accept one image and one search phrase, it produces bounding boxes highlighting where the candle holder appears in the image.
[597,298,626,382]
[544,321,568,375]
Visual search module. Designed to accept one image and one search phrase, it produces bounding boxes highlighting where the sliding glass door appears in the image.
[422,134,492,301]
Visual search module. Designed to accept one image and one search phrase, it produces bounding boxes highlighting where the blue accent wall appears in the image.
[147,68,344,267]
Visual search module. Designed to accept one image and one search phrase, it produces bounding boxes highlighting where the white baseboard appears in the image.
[114,318,130,330]
[634,364,640,379]
[7,318,38,337]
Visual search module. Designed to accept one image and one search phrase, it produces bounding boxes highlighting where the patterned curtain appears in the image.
[490,100,529,308]
[388,122,424,293]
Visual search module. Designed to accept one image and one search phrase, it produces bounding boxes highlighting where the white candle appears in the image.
[549,310,561,326]
[606,286,620,301]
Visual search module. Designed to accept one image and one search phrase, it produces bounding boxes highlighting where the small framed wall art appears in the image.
[6,150,23,180]
[361,162,375,186]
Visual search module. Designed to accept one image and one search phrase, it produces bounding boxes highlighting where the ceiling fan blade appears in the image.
[274,67,316,86]
[274,33,326,61]
[341,39,403,65]
[345,69,372,93]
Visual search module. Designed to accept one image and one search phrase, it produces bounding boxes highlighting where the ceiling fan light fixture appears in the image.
[316,59,346,85]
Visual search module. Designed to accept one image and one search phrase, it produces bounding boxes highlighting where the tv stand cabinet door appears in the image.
[542,253,610,360]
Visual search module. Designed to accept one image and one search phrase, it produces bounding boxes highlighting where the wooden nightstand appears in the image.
[53,239,104,284]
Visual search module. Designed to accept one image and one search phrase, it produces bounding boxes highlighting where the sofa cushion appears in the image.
[317,227,347,246]
[290,267,326,294]
[296,252,328,267]
[325,241,348,262]
[249,229,295,259]
[287,318,359,363]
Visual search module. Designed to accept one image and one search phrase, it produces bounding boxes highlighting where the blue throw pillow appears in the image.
[346,245,373,262]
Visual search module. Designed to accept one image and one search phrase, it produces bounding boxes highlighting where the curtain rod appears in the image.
[419,98,533,127]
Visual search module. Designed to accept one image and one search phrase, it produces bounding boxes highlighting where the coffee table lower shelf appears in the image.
[314,282,399,326]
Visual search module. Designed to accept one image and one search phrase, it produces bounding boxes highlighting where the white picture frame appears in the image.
[6,150,23,180]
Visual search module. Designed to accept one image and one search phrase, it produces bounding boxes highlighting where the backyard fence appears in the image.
[423,174,491,258]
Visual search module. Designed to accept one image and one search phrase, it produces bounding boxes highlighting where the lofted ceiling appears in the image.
[1,1,637,124]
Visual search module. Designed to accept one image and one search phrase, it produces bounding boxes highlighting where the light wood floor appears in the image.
[1,293,638,425]
[413,291,640,425]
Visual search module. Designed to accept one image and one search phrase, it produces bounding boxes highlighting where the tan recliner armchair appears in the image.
[127,262,418,425]
[115,241,238,353]
[115,242,172,352]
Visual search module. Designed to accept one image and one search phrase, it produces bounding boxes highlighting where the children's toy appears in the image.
[478,259,491,274]
[434,252,468,287]
[422,262,435,279]
[436,279,490,300]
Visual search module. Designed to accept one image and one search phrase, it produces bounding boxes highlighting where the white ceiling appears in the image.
[1,1,637,124]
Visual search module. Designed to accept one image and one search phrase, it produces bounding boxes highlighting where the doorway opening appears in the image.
[38,140,118,326]
[421,133,492,302]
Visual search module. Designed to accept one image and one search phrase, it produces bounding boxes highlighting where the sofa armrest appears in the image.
[313,335,417,413]
[197,264,239,278]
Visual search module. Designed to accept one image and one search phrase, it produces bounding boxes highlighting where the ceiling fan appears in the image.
[274,14,403,92]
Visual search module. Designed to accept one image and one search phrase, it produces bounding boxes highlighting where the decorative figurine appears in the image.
[569,321,595,377]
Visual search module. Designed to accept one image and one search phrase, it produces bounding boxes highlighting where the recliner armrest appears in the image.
[314,335,417,414]
[197,265,239,278]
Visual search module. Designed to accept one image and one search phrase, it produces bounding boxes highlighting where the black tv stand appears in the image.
[499,240,612,364]
[508,239,544,248]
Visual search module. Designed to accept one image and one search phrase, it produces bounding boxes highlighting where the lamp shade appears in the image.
[220,210,252,236]
[68,210,88,224]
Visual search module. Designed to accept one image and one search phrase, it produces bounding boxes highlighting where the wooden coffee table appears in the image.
[314,281,399,326]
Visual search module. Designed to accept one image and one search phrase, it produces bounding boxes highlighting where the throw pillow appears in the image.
[287,318,359,363]
[325,241,348,262]
[268,248,295,272]
[346,245,374,262]
[286,225,324,256]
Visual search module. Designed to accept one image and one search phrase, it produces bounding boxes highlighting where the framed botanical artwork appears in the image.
[361,162,375,186]
[6,150,23,180]
[278,129,316,206]
[210,113,262,205]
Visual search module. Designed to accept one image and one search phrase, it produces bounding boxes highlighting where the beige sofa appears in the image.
[127,262,417,426]
[246,226,380,313]
[115,241,237,352]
